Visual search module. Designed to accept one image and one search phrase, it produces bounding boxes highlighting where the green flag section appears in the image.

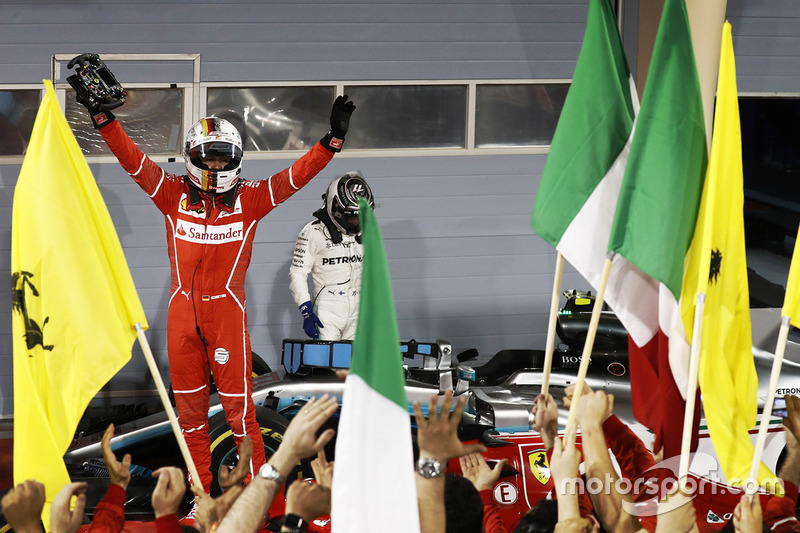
[331,199,420,533]
[783,223,800,328]
[347,199,406,409]
[532,0,634,247]
[607,0,707,300]
[531,0,644,302]
[12,80,147,528]
[605,0,708,461]
[688,22,779,490]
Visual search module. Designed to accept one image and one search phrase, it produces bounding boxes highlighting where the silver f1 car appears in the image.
[62,290,798,515]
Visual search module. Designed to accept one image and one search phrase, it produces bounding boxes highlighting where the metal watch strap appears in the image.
[416,456,444,478]
[258,463,287,486]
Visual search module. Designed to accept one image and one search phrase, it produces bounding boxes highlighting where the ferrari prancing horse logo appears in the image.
[11,271,54,353]
[528,449,551,484]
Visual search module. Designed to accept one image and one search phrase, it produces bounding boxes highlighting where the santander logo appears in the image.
[177,221,244,244]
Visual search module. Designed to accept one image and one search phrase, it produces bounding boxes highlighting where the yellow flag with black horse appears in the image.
[681,23,779,490]
[11,80,147,527]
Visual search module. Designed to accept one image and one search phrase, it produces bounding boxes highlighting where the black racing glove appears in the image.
[320,95,356,153]
[66,53,127,129]
[72,93,116,130]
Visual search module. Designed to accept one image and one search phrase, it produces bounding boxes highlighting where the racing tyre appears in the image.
[208,406,310,496]
[251,351,272,377]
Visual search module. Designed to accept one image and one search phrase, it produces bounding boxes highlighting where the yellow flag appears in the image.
[11,80,147,525]
[680,22,778,490]
[782,223,800,328]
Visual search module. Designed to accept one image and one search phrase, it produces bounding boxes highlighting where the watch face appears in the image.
[258,463,284,484]
[417,457,442,478]
[259,464,276,479]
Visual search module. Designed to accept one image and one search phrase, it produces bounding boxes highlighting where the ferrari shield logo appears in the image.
[527,450,550,484]
[180,197,205,215]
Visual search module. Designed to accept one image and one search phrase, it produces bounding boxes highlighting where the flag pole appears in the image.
[758,224,800,486]
[541,253,565,396]
[679,292,705,489]
[135,323,205,493]
[564,256,612,445]
[748,315,790,489]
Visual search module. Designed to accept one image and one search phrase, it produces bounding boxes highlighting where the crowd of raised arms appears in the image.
[4,386,800,533]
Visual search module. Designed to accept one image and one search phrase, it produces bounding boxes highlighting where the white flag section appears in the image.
[529,0,659,346]
[332,375,420,532]
[331,199,420,533]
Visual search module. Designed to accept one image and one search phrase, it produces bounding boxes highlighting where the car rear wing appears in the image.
[281,338,453,374]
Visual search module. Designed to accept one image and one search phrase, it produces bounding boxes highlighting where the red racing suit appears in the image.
[87,483,125,533]
[101,120,335,491]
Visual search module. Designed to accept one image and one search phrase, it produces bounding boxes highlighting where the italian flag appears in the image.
[531,0,656,331]
[331,199,420,533]
[607,0,708,460]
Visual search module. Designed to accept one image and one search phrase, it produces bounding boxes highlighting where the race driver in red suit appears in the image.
[69,57,355,493]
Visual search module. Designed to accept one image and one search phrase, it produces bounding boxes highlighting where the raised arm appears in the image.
[215,395,338,533]
[576,390,644,533]
[532,392,559,451]
[413,391,487,533]
[550,433,582,522]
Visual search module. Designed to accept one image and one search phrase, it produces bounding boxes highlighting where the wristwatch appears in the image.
[416,456,444,479]
[258,463,286,486]
[281,513,308,532]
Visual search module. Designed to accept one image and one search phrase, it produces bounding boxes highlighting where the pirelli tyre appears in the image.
[207,406,311,496]
[251,351,272,377]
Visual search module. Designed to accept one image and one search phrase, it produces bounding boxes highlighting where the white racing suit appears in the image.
[289,219,363,340]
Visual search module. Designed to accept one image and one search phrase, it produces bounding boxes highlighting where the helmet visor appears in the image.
[188,142,243,171]
[333,211,361,234]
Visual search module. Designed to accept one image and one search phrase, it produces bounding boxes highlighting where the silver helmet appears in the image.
[325,171,374,235]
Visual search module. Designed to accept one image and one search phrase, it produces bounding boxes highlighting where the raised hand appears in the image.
[218,435,252,490]
[575,390,615,430]
[1,480,46,533]
[532,393,559,450]
[311,448,335,490]
[459,453,507,492]
[101,424,131,490]
[151,467,187,519]
[321,95,356,152]
[413,390,486,463]
[330,95,356,138]
[50,482,88,533]
[285,480,332,522]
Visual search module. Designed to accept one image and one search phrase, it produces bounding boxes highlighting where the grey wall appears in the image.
[1,0,798,416]
[726,0,800,93]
